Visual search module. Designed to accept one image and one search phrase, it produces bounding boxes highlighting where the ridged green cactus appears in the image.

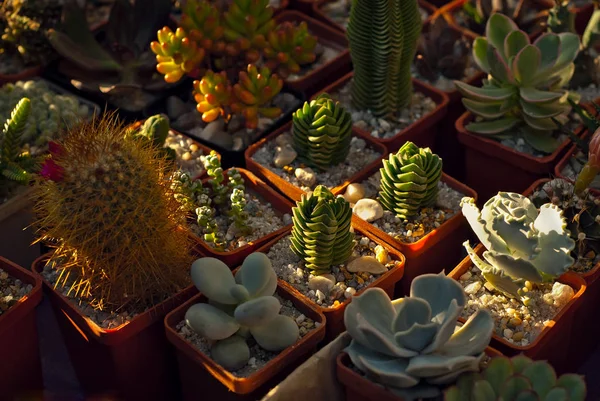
[263,21,317,78]
[379,142,442,219]
[454,13,581,153]
[347,0,422,117]
[185,253,299,370]
[222,0,275,62]
[344,274,493,400]
[291,93,353,172]
[290,185,355,275]
[461,192,576,300]
[445,355,586,401]
[152,27,205,84]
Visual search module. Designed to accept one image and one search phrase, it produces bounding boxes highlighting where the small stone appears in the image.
[283,213,292,225]
[550,282,575,307]
[508,317,522,328]
[295,167,316,187]
[512,332,525,342]
[460,271,472,281]
[308,274,336,294]
[464,281,482,295]
[175,111,202,131]
[189,143,199,152]
[198,119,233,148]
[344,287,357,299]
[166,96,191,119]
[347,256,387,274]
[316,289,326,302]
[374,245,389,264]
[343,183,366,204]
[503,328,513,339]
[181,152,192,161]
[295,314,306,324]
[353,199,384,222]
[331,282,347,299]
[274,145,297,167]
[275,133,293,146]
[359,237,370,246]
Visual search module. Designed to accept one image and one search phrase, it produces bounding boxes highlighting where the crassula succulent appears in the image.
[454,13,581,153]
[461,192,575,300]
[445,355,587,401]
[290,185,355,275]
[379,142,443,219]
[344,274,493,400]
[291,93,353,172]
[185,253,299,370]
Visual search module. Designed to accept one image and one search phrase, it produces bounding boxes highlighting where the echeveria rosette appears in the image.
[454,13,581,153]
[185,253,299,371]
[344,274,494,400]
[461,192,575,300]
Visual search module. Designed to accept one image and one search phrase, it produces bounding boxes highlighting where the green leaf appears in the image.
[488,46,513,83]
[556,374,587,401]
[48,30,123,72]
[463,99,507,119]
[521,361,557,398]
[486,14,519,61]
[501,375,533,400]
[1,98,30,165]
[534,33,561,71]
[523,114,559,131]
[521,126,560,153]
[465,117,520,135]
[520,99,569,119]
[2,162,30,183]
[484,357,514,394]
[473,37,490,72]
[513,45,541,85]
[455,81,516,102]
[504,30,530,60]
[519,87,565,104]
[582,10,600,49]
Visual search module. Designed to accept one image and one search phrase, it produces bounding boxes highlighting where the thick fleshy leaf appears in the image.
[472,37,491,72]
[391,297,432,331]
[513,45,541,84]
[522,127,561,154]
[522,361,557,398]
[463,99,507,119]
[185,303,240,340]
[236,252,278,298]
[461,198,506,251]
[190,257,238,304]
[500,375,533,400]
[455,81,516,102]
[393,322,439,353]
[483,251,544,283]
[486,13,519,62]
[523,114,559,131]
[439,310,493,357]
[211,335,250,370]
[490,209,538,259]
[465,117,520,135]
[250,314,299,351]
[520,99,568,120]
[421,299,462,354]
[484,357,514,395]
[410,274,466,318]
[504,30,530,59]
[47,30,123,72]
[519,87,564,104]
[534,33,561,71]
[531,205,575,279]
[473,381,497,400]
[488,47,513,83]
[406,354,482,381]
[234,296,281,327]
[556,374,587,401]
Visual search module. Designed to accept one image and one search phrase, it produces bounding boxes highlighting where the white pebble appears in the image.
[295,167,316,187]
[353,199,384,222]
[503,328,513,339]
[295,314,306,324]
[316,289,326,302]
[344,287,357,299]
[343,183,366,204]
[346,256,387,274]
[464,281,482,295]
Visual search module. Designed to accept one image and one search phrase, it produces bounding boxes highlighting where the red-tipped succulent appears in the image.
[151,27,205,83]
[193,71,233,123]
[180,0,226,54]
[263,21,317,78]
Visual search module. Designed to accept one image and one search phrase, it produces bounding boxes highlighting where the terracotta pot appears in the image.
[0,64,44,86]
[254,220,406,342]
[188,168,294,267]
[447,244,586,373]
[275,11,352,98]
[244,121,388,202]
[336,348,503,401]
[0,256,43,400]
[314,72,449,154]
[164,279,326,400]
[456,111,584,203]
[32,254,199,401]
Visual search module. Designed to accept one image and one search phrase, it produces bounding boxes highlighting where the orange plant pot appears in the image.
[0,257,43,400]
[0,64,43,86]
[244,121,388,202]
[447,244,586,374]
[164,279,326,400]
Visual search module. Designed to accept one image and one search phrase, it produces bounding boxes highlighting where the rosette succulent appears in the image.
[290,185,355,275]
[291,93,352,171]
[461,192,576,300]
[379,142,443,219]
[185,253,299,371]
[344,274,493,400]
[454,13,581,153]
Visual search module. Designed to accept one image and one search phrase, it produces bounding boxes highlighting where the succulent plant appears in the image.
[379,142,443,219]
[226,168,249,233]
[192,70,232,123]
[185,253,299,370]
[152,26,205,84]
[347,0,422,117]
[291,93,352,172]
[575,127,600,194]
[222,0,275,62]
[33,113,193,309]
[202,150,228,206]
[454,13,581,153]
[344,274,494,400]
[171,170,206,213]
[461,0,549,36]
[415,18,471,83]
[290,185,355,275]
[461,192,575,300]
[179,0,225,54]
[196,204,226,250]
[127,114,176,161]
[445,355,586,401]
[263,21,317,78]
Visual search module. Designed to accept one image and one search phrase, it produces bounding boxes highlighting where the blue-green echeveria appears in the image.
[461,192,575,300]
[343,274,494,400]
[185,253,299,370]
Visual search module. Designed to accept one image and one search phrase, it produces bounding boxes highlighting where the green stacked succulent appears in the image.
[291,93,352,171]
[346,0,422,117]
[379,142,442,219]
[290,185,355,275]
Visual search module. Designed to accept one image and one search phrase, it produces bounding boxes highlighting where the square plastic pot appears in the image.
[244,121,388,202]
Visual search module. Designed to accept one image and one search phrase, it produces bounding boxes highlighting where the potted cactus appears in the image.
[30,113,198,400]
[336,273,496,401]
[245,93,387,202]
[448,192,586,368]
[165,253,326,398]
[454,12,584,201]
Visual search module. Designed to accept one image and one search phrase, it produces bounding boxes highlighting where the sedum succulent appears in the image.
[291,93,352,172]
[379,142,443,220]
[263,21,317,79]
[179,0,225,54]
[290,185,355,275]
[445,355,586,401]
[344,274,494,400]
[222,0,275,62]
[152,26,205,84]
[454,13,581,153]
[185,253,299,371]
[347,0,422,117]
[192,70,232,124]
[461,192,575,300]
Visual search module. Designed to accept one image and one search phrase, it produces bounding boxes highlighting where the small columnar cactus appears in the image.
[291,93,352,171]
[185,253,299,370]
[445,355,586,401]
[379,142,443,219]
[344,274,493,400]
[290,185,355,275]
[171,170,205,213]
[263,21,317,78]
[461,192,576,300]
[152,27,205,84]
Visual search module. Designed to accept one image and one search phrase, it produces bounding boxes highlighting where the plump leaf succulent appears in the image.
[290,185,355,275]
[379,142,443,219]
[344,274,494,400]
[222,0,275,62]
[347,0,422,117]
[461,192,576,300]
[445,355,587,401]
[461,0,548,36]
[179,0,225,54]
[454,13,581,154]
[185,253,299,371]
[152,26,205,84]
[291,93,352,172]
[263,21,317,78]
[192,70,232,123]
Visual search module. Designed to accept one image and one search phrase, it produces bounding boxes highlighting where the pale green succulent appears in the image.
[454,13,581,153]
[461,192,575,300]
[185,253,299,371]
[445,355,587,401]
[344,274,494,401]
